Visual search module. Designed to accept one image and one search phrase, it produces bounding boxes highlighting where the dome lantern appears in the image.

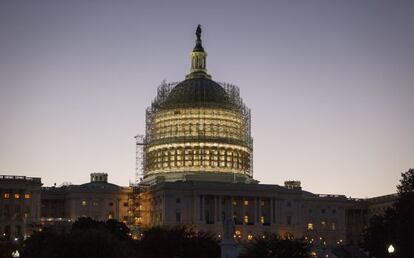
[186,24,211,79]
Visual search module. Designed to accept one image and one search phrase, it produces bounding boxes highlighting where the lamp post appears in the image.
[387,244,395,257]
[11,250,20,258]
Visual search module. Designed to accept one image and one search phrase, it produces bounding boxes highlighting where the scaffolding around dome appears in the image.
[142,80,253,180]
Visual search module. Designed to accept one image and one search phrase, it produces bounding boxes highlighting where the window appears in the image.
[332,209,336,214]
[244,215,249,224]
[260,216,265,224]
[4,193,10,199]
[123,202,128,207]
[81,200,87,206]
[93,202,99,206]
[244,200,249,206]
[308,209,313,213]
[331,223,336,230]
[286,216,292,225]
[14,193,20,199]
[247,234,253,240]
[321,209,326,214]
[109,202,114,207]
[286,201,291,207]
[307,223,314,230]
[321,221,326,227]
[176,198,181,204]
[24,193,31,199]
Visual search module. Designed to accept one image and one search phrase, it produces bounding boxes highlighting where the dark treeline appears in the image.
[2,217,311,258]
[19,219,220,258]
[362,168,414,258]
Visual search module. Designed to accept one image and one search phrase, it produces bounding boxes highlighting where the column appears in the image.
[270,198,274,225]
[218,195,222,222]
[254,197,258,224]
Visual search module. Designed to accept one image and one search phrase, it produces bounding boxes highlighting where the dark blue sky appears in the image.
[1,0,413,197]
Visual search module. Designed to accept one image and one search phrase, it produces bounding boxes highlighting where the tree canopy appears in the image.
[362,168,414,258]
[136,226,220,258]
[21,220,220,258]
[22,219,134,258]
[238,233,310,258]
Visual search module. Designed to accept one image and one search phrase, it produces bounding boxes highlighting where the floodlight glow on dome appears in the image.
[142,25,253,180]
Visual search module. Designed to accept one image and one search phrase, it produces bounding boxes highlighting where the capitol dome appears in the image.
[162,78,231,108]
[142,25,253,184]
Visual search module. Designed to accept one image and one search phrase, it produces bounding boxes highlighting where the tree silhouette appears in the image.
[362,168,414,258]
[136,226,220,258]
[238,233,310,258]
[22,218,136,258]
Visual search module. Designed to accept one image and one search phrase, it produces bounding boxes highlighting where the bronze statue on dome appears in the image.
[196,24,202,40]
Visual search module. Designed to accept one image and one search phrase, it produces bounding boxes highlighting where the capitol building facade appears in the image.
[0,26,395,255]
[127,26,394,248]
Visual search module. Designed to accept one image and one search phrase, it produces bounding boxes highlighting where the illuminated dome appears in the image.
[143,25,253,184]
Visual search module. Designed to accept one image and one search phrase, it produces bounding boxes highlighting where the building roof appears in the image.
[162,78,230,108]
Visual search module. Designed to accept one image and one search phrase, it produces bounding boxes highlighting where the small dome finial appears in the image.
[196,24,202,41]
[193,24,204,52]
[187,24,211,79]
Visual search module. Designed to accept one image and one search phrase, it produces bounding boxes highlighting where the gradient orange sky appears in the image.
[0,0,413,198]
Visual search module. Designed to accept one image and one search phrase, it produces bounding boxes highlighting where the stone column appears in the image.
[258,197,262,224]
[230,196,234,220]
[270,198,274,225]
[218,195,222,222]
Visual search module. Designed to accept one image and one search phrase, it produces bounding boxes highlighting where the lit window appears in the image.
[14,193,20,199]
[235,230,241,236]
[81,200,87,206]
[93,202,99,206]
[244,200,249,206]
[247,234,253,240]
[260,216,265,224]
[307,223,314,230]
[108,213,113,219]
[4,193,10,199]
[311,251,317,258]
[232,201,237,206]
[321,221,326,227]
[24,193,31,199]
[331,223,336,230]
[244,215,249,223]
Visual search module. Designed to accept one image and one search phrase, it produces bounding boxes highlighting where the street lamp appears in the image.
[387,244,395,256]
[11,250,20,258]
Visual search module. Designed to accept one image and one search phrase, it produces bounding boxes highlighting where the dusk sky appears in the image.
[1,0,413,198]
